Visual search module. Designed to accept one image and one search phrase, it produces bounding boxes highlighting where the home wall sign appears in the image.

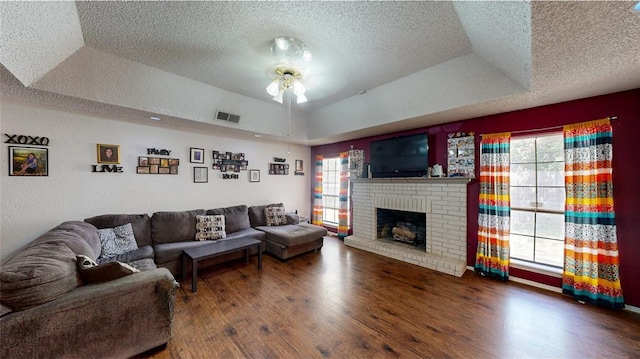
[212,150,248,172]
[4,133,50,146]
[222,173,239,179]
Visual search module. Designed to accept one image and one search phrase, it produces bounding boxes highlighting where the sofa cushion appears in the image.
[265,206,287,226]
[195,215,226,241]
[225,227,267,241]
[0,241,81,311]
[151,209,206,244]
[97,223,139,260]
[84,213,152,247]
[97,245,154,265]
[76,255,140,283]
[206,205,251,234]
[248,203,283,227]
[29,221,100,261]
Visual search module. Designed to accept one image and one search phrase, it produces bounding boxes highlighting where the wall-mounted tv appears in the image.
[370,133,428,178]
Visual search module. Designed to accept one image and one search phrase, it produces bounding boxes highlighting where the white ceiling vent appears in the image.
[215,111,240,124]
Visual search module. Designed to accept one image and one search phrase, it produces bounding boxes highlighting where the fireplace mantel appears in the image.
[350,177,472,184]
[345,178,469,277]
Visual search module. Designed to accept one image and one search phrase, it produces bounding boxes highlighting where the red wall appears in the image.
[311,88,640,307]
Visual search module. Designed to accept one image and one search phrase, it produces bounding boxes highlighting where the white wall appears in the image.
[0,97,311,262]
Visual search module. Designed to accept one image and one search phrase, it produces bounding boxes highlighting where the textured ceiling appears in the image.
[74,1,474,111]
[1,1,639,145]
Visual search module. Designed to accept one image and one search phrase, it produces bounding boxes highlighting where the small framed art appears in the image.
[97,144,120,164]
[194,167,208,183]
[249,169,260,182]
[190,147,205,163]
[9,146,48,176]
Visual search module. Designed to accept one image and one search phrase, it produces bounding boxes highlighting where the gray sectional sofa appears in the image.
[0,203,326,358]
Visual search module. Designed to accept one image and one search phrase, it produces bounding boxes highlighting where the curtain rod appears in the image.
[481,116,617,137]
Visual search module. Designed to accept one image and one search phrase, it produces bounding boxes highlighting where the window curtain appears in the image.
[312,154,323,226]
[563,118,624,309]
[338,151,349,238]
[475,132,511,281]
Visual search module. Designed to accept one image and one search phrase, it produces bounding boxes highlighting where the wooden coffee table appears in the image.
[182,237,262,292]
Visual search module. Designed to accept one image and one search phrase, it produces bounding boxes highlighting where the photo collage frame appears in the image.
[137,156,179,174]
[211,150,248,172]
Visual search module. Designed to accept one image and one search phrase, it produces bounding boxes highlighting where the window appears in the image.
[510,134,565,268]
[321,157,349,226]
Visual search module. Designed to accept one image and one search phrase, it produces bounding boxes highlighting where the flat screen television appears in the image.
[370,133,428,178]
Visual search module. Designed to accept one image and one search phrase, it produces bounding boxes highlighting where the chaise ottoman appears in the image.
[248,203,327,260]
[257,223,327,260]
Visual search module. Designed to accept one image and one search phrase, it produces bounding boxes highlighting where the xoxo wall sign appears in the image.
[4,134,50,146]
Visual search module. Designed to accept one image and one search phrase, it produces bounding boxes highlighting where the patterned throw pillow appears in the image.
[264,206,287,226]
[195,215,226,241]
[97,223,139,259]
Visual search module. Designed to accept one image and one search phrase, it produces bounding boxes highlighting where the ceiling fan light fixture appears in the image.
[266,37,311,105]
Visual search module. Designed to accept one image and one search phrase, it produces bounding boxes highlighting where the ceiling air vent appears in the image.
[215,111,240,124]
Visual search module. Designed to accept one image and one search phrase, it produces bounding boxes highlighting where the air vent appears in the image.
[215,111,240,124]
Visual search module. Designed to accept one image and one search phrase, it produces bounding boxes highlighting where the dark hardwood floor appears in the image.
[142,236,640,358]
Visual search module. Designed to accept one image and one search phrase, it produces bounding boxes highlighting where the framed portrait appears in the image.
[295,159,303,172]
[149,164,159,174]
[194,167,208,183]
[212,150,219,159]
[249,169,260,182]
[158,167,170,174]
[138,157,149,167]
[190,147,205,163]
[97,144,120,164]
[136,166,150,174]
[9,146,48,176]
[149,157,160,165]
[170,166,179,174]
[168,158,180,166]
[160,158,169,167]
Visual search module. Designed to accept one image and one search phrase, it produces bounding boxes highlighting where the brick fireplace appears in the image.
[345,177,470,277]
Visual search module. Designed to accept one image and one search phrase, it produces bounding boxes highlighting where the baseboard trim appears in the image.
[466,266,640,313]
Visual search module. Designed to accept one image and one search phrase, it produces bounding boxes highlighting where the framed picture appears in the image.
[149,157,160,165]
[97,144,120,164]
[249,169,260,182]
[136,166,150,174]
[295,159,303,172]
[212,150,219,159]
[190,147,205,163]
[194,167,208,183]
[138,157,149,167]
[9,146,48,176]
[158,167,170,174]
[160,158,169,167]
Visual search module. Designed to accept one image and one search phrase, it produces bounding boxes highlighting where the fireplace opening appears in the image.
[376,208,426,251]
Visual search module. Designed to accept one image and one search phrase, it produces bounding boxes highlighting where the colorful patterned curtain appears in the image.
[475,132,511,281]
[563,118,624,309]
[338,152,349,238]
[312,155,324,226]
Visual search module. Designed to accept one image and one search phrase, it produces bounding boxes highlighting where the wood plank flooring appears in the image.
[140,236,640,358]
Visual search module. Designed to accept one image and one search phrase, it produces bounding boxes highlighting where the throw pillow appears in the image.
[195,215,226,241]
[76,255,140,283]
[264,206,287,226]
[97,223,139,260]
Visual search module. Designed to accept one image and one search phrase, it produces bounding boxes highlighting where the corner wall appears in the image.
[311,88,640,308]
[0,97,311,261]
